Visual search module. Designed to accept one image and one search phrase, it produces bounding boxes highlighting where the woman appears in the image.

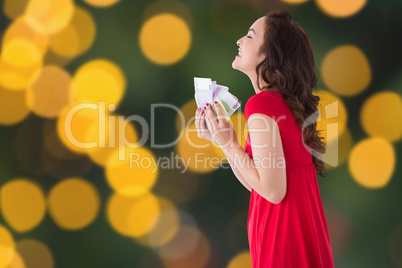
[195,10,335,268]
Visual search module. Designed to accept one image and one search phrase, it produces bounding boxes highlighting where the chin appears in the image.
[232,61,240,70]
[232,64,244,74]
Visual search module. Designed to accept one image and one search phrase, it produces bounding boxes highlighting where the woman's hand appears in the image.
[195,107,212,141]
[204,102,239,149]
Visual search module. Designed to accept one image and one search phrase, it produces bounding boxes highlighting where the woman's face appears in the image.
[232,16,266,76]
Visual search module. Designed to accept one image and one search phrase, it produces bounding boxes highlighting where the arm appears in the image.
[222,114,287,204]
[223,149,252,192]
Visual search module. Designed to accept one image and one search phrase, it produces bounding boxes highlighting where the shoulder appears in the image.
[244,91,284,120]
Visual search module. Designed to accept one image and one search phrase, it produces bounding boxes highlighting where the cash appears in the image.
[194,77,241,122]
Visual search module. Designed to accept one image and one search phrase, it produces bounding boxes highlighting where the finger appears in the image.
[206,104,217,123]
[211,104,221,130]
[201,112,210,132]
[213,101,225,122]
[204,110,213,132]
[195,108,202,124]
[200,111,207,130]
[204,105,214,129]
[201,112,212,132]
[195,108,201,129]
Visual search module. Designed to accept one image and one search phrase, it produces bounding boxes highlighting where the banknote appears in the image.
[194,77,213,109]
[194,77,241,124]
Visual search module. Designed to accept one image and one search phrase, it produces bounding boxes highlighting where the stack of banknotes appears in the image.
[194,77,241,123]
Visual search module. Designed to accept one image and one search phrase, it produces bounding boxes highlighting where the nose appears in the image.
[236,37,242,47]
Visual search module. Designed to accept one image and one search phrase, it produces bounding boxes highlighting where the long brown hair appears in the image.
[256,10,327,177]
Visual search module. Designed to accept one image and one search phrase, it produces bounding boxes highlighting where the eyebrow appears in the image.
[248,28,256,35]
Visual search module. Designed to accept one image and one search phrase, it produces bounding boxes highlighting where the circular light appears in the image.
[348,137,395,188]
[322,45,371,96]
[48,177,100,230]
[139,13,191,65]
[360,91,402,142]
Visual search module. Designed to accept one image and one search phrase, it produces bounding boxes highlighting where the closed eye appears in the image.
[247,35,251,39]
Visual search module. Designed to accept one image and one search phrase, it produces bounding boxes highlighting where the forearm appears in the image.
[222,142,263,195]
[223,150,252,192]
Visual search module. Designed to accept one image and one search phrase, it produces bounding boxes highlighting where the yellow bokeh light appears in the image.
[126,193,160,237]
[0,178,46,233]
[2,16,48,56]
[106,192,160,237]
[106,147,159,196]
[176,122,225,173]
[0,225,15,268]
[1,38,42,68]
[235,113,249,147]
[85,115,138,166]
[49,6,96,58]
[313,90,348,145]
[321,45,371,96]
[348,137,395,188]
[6,250,25,268]
[315,0,367,18]
[83,0,120,8]
[50,26,80,59]
[24,0,75,34]
[16,239,53,268]
[0,86,30,125]
[360,91,402,142]
[227,250,252,268]
[325,128,353,169]
[139,13,191,65]
[0,59,42,91]
[26,66,74,118]
[48,177,100,230]
[135,196,180,248]
[73,59,126,107]
[57,102,103,154]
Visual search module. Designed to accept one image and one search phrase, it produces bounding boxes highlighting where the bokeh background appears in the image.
[0,0,401,267]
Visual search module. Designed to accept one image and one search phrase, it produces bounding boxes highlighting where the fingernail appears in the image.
[206,103,209,106]
[214,101,217,104]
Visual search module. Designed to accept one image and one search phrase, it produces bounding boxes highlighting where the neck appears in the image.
[249,73,278,94]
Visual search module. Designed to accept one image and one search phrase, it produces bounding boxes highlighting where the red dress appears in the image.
[243,89,335,268]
